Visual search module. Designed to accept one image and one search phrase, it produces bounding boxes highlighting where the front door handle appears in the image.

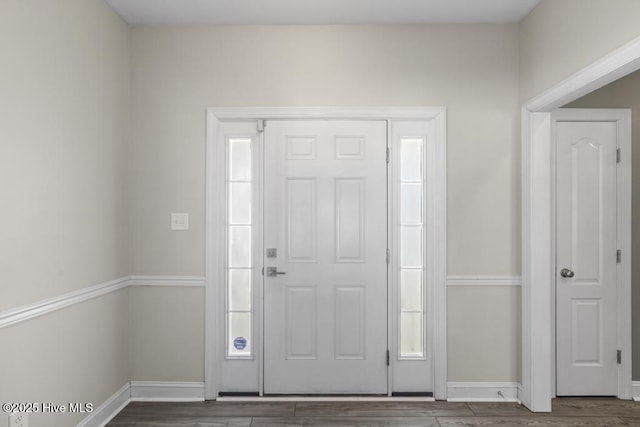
[560,268,575,278]
[266,267,286,277]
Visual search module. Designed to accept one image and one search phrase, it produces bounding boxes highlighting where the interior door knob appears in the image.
[560,268,575,278]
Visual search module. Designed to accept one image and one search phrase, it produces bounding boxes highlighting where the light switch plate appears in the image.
[171,213,189,231]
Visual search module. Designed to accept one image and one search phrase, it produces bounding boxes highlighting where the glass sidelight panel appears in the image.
[229,182,252,225]
[400,138,423,181]
[226,137,253,358]
[400,270,423,311]
[229,139,252,181]
[399,137,425,359]
[228,226,252,268]
[400,312,423,356]
[228,312,252,357]
[400,183,422,225]
[228,269,252,311]
[400,226,422,268]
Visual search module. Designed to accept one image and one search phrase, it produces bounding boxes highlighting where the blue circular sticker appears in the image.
[233,336,247,350]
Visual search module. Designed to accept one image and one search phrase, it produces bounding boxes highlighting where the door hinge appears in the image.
[617,249,622,263]
[257,119,266,133]
[386,349,390,366]
[617,349,622,364]
[616,148,621,163]
[261,266,264,276]
[386,248,390,264]
[386,147,390,164]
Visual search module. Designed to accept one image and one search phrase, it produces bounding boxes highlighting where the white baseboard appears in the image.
[633,381,640,401]
[130,381,205,402]
[76,382,206,426]
[77,383,131,427]
[447,382,519,402]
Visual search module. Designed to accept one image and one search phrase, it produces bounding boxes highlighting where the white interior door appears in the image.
[555,116,619,396]
[263,120,388,394]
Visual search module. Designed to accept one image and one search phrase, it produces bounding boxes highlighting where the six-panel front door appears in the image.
[555,116,619,396]
[263,120,388,394]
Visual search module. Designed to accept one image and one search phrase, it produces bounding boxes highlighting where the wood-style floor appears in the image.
[108,398,640,426]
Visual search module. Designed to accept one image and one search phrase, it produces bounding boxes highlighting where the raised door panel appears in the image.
[335,179,365,263]
[287,178,317,262]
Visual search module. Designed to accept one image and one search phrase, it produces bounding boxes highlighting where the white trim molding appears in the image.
[208,106,447,121]
[77,383,130,427]
[526,36,640,113]
[633,382,640,402]
[521,34,640,412]
[76,381,207,426]
[446,276,521,286]
[130,381,205,402]
[447,382,519,402]
[128,275,206,287]
[0,275,206,330]
[0,277,129,329]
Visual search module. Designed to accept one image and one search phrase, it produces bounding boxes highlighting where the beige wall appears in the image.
[0,0,131,425]
[0,290,130,427]
[131,24,521,277]
[130,286,205,381]
[130,24,522,382]
[448,286,521,381]
[519,0,640,102]
[566,70,640,380]
[0,0,131,310]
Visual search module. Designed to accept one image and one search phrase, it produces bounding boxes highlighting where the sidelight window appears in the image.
[398,137,425,359]
[226,137,253,358]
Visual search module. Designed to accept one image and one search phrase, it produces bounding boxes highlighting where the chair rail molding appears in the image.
[129,275,206,287]
[0,275,206,329]
[0,277,130,329]
[446,276,521,286]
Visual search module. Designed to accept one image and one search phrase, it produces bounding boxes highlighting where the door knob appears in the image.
[266,267,286,277]
[560,268,575,278]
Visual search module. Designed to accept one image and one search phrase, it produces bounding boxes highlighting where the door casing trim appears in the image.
[521,34,640,411]
[205,107,447,400]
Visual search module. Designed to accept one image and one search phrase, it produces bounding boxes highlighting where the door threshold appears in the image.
[217,395,435,402]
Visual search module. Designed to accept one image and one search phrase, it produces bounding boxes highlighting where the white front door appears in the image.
[555,115,619,396]
[263,120,388,394]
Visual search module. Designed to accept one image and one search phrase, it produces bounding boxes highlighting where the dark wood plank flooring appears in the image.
[108,398,640,426]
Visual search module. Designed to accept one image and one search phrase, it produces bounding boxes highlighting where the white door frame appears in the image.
[521,37,640,411]
[205,107,447,400]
